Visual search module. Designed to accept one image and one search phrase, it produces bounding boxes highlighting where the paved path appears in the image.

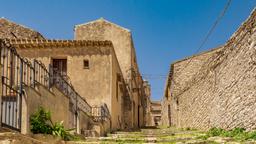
[82,127,256,144]
[1,127,256,143]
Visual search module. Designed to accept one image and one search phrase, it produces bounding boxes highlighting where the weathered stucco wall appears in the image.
[79,111,93,133]
[111,53,124,130]
[74,19,145,129]
[15,45,112,108]
[23,85,70,133]
[169,9,256,130]
[13,41,124,131]
[67,54,112,107]
[74,19,132,79]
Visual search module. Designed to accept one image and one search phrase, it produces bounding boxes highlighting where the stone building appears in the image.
[0,18,132,135]
[143,80,152,127]
[163,9,256,130]
[0,18,45,39]
[0,17,150,134]
[8,39,128,132]
[161,78,172,127]
[74,18,147,129]
[150,101,162,126]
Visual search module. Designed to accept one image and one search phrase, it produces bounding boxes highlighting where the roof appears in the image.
[0,18,45,39]
[3,39,113,49]
[74,17,130,32]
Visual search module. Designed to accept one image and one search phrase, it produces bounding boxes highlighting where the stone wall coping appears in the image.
[3,39,113,49]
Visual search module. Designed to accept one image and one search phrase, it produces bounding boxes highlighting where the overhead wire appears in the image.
[142,0,232,97]
[168,0,232,88]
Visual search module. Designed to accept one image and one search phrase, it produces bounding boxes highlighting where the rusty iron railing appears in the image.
[49,66,92,115]
[92,104,110,122]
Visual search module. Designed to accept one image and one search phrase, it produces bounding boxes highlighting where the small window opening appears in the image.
[83,60,89,69]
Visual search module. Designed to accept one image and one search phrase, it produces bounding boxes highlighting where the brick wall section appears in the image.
[169,9,256,130]
[0,18,45,39]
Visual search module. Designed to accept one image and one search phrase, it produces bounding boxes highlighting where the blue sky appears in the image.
[0,0,255,100]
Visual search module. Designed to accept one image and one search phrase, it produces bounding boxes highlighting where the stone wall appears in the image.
[168,46,223,127]
[161,96,170,126]
[168,9,256,130]
[143,81,152,127]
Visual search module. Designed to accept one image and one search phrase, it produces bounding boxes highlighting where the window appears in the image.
[83,60,89,69]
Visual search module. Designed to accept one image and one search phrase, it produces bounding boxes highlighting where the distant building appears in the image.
[150,101,161,126]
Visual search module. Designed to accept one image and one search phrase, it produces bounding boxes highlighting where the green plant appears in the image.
[30,107,52,134]
[247,131,256,140]
[205,127,256,141]
[30,107,78,141]
[229,128,245,137]
[51,121,78,141]
[207,127,225,137]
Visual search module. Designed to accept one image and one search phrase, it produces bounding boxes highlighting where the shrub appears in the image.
[229,127,246,137]
[30,107,52,134]
[247,131,256,140]
[207,127,225,137]
[51,121,77,141]
[30,107,78,141]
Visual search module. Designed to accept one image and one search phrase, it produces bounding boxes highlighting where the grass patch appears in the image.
[197,127,256,141]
